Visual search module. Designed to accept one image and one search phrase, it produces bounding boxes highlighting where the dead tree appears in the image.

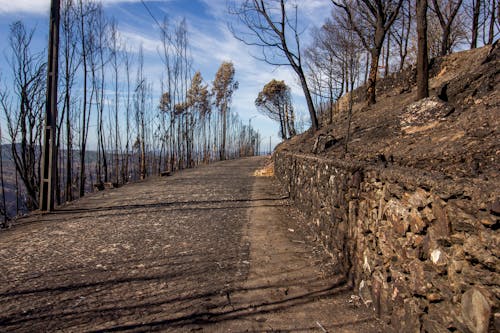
[134,46,148,180]
[4,21,46,210]
[392,0,413,70]
[77,0,95,197]
[60,0,80,202]
[0,88,9,226]
[332,0,404,105]
[229,0,319,131]
[431,0,463,56]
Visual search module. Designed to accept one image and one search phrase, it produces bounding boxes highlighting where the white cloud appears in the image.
[0,0,162,15]
[0,0,49,15]
[119,29,162,54]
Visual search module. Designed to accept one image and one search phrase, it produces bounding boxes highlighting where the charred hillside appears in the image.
[280,43,499,182]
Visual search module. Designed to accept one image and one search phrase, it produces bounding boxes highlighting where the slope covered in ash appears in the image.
[280,43,499,183]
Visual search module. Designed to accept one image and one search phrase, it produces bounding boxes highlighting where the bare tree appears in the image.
[91,3,108,185]
[0,129,7,226]
[392,0,413,70]
[3,21,46,210]
[470,0,482,48]
[332,0,404,105]
[134,46,148,180]
[305,23,344,118]
[109,19,121,184]
[77,0,96,197]
[229,0,319,131]
[60,0,80,202]
[0,80,9,226]
[430,0,463,56]
[122,46,133,183]
[486,0,497,44]
[305,12,365,123]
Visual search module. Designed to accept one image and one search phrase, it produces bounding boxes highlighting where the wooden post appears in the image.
[40,0,60,212]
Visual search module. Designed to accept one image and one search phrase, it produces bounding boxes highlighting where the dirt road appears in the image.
[0,157,384,332]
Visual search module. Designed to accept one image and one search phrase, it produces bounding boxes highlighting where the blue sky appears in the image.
[0,0,331,149]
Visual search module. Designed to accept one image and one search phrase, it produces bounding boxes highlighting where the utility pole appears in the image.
[40,0,60,212]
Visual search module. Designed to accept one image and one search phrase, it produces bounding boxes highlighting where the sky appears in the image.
[0,0,332,150]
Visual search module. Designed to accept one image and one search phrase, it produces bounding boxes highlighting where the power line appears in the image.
[140,0,168,36]
[139,0,211,88]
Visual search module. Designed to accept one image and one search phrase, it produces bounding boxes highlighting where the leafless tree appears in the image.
[305,23,344,117]
[76,0,97,197]
[109,19,121,184]
[342,29,362,153]
[60,0,80,202]
[430,0,464,56]
[3,21,46,210]
[305,12,365,123]
[90,3,109,185]
[486,0,498,44]
[229,0,319,131]
[392,0,413,70]
[332,0,404,105]
[134,46,148,180]
[122,45,133,183]
[0,80,9,226]
[470,0,482,48]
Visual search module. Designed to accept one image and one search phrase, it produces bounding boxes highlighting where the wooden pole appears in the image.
[40,0,60,212]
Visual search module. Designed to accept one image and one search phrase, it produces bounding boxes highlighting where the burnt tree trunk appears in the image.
[471,0,481,48]
[416,0,429,100]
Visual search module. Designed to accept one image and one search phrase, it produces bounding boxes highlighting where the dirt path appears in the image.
[0,157,384,332]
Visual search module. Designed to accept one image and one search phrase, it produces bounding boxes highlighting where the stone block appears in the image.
[463,234,498,272]
[359,279,374,309]
[448,259,468,294]
[461,287,492,333]
[385,198,410,236]
[448,205,480,234]
[409,209,427,233]
[403,188,430,208]
[421,206,436,222]
[489,198,500,215]
[408,259,428,295]
[391,298,422,333]
[431,199,451,243]
[386,183,404,199]
[422,316,451,333]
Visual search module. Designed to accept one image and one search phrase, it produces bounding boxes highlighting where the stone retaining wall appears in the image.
[274,151,499,332]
